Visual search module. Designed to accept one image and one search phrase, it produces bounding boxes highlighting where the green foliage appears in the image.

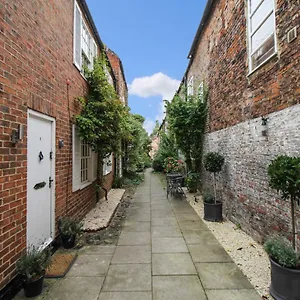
[123,171,144,185]
[75,55,129,160]
[16,246,52,281]
[268,155,300,250]
[264,236,299,268]
[186,172,200,192]
[204,152,225,173]
[112,176,124,188]
[125,114,151,173]
[166,86,208,172]
[268,156,300,202]
[203,193,214,203]
[163,157,184,173]
[152,132,178,172]
[58,217,83,237]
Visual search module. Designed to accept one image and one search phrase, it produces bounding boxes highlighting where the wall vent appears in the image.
[287,27,297,43]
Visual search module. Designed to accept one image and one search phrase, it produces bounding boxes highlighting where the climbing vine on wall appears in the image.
[75,54,129,191]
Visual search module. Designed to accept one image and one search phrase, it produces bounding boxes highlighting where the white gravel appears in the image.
[185,190,271,299]
[82,189,125,231]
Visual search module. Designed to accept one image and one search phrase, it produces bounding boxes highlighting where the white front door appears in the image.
[27,110,55,249]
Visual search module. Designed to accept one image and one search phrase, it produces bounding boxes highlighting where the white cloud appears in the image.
[143,119,156,135]
[129,72,180,101]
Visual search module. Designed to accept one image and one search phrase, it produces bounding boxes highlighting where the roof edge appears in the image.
[187,0,215,59]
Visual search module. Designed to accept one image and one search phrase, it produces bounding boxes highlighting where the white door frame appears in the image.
[27,109,56,249]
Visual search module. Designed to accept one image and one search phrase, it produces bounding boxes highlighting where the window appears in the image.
[247,0,276,72]
[80,140,90,183]
[187,76,194,96]
[198,81,204,103]
[74,1,98,72]
[72,126,97,191]
[103,153,113,175]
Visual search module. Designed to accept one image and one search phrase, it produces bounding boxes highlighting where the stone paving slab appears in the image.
[188,243,233,262]
[102,264,151,292]
[122,221,151,232]
[152,225,181,238]
[152,275,207,300]
[47,277,104,300]
[98,291,152,300]
[78,245,116,255]
[67,254,112,277]
[152,237,188,253]
[111,245,151,264]
[195,262,253,289]
[152,253,197,275]
[118,231,151,245]
[206,289,262,300]
[182,229,217,244]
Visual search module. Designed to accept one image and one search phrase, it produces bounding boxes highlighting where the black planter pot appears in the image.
[204,201,223,222]
[61,234,76,249]
[23,275,44,298]
[269,257,300,300]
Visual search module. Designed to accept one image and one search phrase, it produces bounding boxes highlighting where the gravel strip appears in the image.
[82,188,125,231]
[185,190,271,299]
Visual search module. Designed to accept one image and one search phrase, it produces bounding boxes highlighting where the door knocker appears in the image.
[39,151,44,161]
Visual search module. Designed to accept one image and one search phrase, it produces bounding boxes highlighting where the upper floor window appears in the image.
[74,1,98,72]
[247,0,276,72]
[187,76,194,97]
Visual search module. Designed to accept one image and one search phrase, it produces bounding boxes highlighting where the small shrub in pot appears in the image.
[58,217,83,249]
[265,155,300,300]
[16,246,52,297]
[185,172,200,193]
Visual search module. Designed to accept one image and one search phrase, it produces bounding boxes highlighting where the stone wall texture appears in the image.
[0,0,117,291]
[185,0,300,246]
[203,104,300,245]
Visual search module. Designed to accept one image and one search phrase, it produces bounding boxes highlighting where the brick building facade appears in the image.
[180,0,299,245]
[0,0,125,291]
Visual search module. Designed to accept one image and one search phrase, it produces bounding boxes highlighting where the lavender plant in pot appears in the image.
[203,152,224,222]
[16,246,52,298]
[265,155,300,300]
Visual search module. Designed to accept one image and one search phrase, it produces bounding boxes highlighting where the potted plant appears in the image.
[58,217,82,249]
[16,246,52,298]
[185,172,200,193]
[265,155,300,300]
[203,152,225,222]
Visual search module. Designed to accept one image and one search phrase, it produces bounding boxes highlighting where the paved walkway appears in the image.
[15,169,261,300]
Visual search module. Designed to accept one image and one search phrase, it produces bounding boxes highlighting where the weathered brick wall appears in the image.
[186,0,300,245]
[203,104,300,247]
[106,49,128,106]
[0,0,113,289]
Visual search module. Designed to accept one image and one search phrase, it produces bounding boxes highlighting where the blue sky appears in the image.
[86,0,206,133]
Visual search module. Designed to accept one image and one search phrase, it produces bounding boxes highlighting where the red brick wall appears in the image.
[188,0,299,132]
[0,0,113,289]
[106,49,128,106]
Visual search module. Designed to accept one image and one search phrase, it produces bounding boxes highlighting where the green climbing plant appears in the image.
[166,84,208,172]
[75,54,129,197]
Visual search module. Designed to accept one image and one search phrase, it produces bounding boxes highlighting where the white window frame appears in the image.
[103,153,113,176]
[247,0,277,74]
[72,125,97,192]
[187,76,194,97]
[73,1,98,73]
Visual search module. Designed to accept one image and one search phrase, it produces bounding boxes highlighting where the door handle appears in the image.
[49,176,54,188]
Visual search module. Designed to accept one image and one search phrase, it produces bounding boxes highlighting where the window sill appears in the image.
[247,52,278,77]
[80,179,96,190]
